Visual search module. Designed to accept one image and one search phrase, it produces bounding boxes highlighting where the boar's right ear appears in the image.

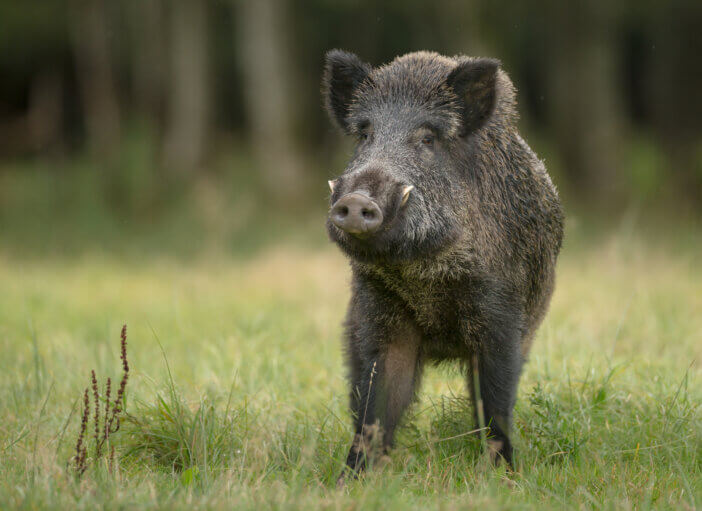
[322,50,372,132]
[446,58,500,136]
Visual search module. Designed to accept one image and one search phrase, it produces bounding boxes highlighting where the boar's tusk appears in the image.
[401,185,414,206]
[328,180,336,193]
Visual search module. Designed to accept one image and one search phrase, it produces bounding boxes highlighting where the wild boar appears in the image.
[322,50,564,479]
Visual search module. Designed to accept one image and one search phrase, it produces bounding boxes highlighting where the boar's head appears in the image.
[323,50,501,263]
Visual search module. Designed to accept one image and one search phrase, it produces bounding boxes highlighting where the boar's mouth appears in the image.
[326,184,424,261]
[328,181,414,236]
[326,188,462,264]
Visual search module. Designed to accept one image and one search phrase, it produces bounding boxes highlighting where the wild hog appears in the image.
[322,50,564,479]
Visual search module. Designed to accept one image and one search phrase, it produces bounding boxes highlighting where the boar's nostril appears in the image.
[329,193,383,235]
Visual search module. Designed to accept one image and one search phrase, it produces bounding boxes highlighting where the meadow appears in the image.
[0,171,700,509]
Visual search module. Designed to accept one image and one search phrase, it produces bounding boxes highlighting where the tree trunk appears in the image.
[547,2,625,202]
[647,2,702,205]
[27,68,64,155]
[236,0,306,199]
[70,0,121,159]
[127,0,165,128]
[163,0,209,177]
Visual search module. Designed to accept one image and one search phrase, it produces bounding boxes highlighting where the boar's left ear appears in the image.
[446,58,500,136]
[322,49,372,132]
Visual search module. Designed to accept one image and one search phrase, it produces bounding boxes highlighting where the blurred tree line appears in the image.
[0,0,700,209]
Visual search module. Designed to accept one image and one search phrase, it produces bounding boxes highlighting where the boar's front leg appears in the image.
[468,347,522,468]
[339,285,423,482]
[465,283,525,468]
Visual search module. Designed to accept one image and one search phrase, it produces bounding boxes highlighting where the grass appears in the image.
[0,210,700,509]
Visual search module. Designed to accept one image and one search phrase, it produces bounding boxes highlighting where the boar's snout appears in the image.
[329,193,383,235]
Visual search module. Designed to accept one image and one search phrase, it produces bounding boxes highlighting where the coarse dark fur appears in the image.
[322,50,563,481]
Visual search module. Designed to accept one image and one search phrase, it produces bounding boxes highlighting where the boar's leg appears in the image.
[341,299,423,480]
[378,322,423,451]
[468,348,522,468]
[466,285,525,468]
[342,345,380,476]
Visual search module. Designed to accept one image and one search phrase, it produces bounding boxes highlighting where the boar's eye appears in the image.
[421,134,435,147]
[357,120,371,143]
[358,131,374,145]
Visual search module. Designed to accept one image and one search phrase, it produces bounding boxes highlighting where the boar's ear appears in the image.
[322,49,372,132]
[446,58,500,136]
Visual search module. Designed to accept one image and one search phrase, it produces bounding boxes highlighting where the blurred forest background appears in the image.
[1,0,701,258]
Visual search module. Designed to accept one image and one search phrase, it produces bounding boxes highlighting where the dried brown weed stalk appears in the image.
[72,324,130,477]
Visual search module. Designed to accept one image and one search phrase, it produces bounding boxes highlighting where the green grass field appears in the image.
[1,218,700,509]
